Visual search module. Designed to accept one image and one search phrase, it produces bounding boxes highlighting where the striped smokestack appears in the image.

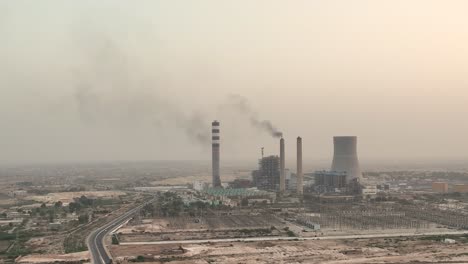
[212,121,221,188]
[279,137,285,193]
[297,137,303,195]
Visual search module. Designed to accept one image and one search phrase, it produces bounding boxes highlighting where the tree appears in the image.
[69,202,81,213]
[78,214,88,224]
[54,201,63,208]
[48,211,55,223]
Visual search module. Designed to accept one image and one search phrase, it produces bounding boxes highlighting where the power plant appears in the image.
[252,155,280,191]
[210,120,363,196]
[212,120,221,188]
[331,136,362,183]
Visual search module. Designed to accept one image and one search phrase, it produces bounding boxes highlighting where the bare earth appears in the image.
[27,191,126,204]
[16,251,90,264]
[110,238,468,264]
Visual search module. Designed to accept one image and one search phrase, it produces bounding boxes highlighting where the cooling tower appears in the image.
[279,137,286,193]
[331,136,362,183]
[212,121,221,188]
[297,137,303,195]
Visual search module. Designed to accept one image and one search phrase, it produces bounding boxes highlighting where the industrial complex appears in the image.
[209,120,367,203]
[7,119,468,264]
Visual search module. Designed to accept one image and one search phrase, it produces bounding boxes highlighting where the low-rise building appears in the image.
[362,186,378,197]
[454,184,468,193]
[193,181,208,191]
[432,182,448,193]
[8,190,28,198]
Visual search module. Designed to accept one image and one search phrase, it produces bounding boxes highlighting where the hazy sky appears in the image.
[1,1,468,164]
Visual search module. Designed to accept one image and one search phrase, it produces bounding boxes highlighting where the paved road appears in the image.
[88,198,155,264]
[119,230,468,246]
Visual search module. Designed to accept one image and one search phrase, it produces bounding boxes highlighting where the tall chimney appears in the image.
[279,137,285,193]
[297,137,303,195]
[331,136,362,183]
[212,121,221,188]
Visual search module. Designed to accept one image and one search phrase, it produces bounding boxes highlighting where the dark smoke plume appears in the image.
[225,94,283,138]
[71,34,211,147]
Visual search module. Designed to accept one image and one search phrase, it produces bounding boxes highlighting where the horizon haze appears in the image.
[1,1,468,164]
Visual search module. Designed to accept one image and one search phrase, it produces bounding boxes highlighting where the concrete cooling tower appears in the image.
[331,136,362,183]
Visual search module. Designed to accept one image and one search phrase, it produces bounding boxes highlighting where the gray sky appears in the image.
[1,1,468,164]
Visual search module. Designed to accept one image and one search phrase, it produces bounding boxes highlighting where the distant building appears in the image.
[247,198,271,206]
[0,219,22,226]
[9,190,27,198]
[228,179,253,189]
[362,186,378,197]
[202,188,275,207]
[314,171,347,189]
[454,184,468,193]
[193,181,208,191]
[48,222,62,231]
[252,156,280,191]
[432,182,449,193]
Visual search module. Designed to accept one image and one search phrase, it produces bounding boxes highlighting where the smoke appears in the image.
[71,34,211,147]
[224,94,283,138]
[70,34,281,148]
[174,112,211,146]
[74,84,99,124]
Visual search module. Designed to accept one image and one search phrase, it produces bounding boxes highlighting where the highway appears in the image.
[87,198,155,264]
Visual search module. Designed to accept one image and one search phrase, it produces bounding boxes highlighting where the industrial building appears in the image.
[212,120,221,188]
[314,171,347,192]
[252,155,280,191]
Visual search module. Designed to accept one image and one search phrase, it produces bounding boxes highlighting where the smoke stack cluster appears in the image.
[212,120,221,187]
[279,137,285,193]
[331,136,362,183]
[296,137,303,195]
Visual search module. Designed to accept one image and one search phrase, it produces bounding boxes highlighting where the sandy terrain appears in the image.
[119,219,170,234]
[110,237,468,264]
[16,251,90,263]
[26,235,67,254]
[28,191,126,204]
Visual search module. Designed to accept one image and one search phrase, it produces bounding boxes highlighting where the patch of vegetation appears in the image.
[3,230,44,258]
[111,234,119,245]
[238,228,272,235]
[133,255,145,262]
[64,233,89,253]
[141,192,185,217]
